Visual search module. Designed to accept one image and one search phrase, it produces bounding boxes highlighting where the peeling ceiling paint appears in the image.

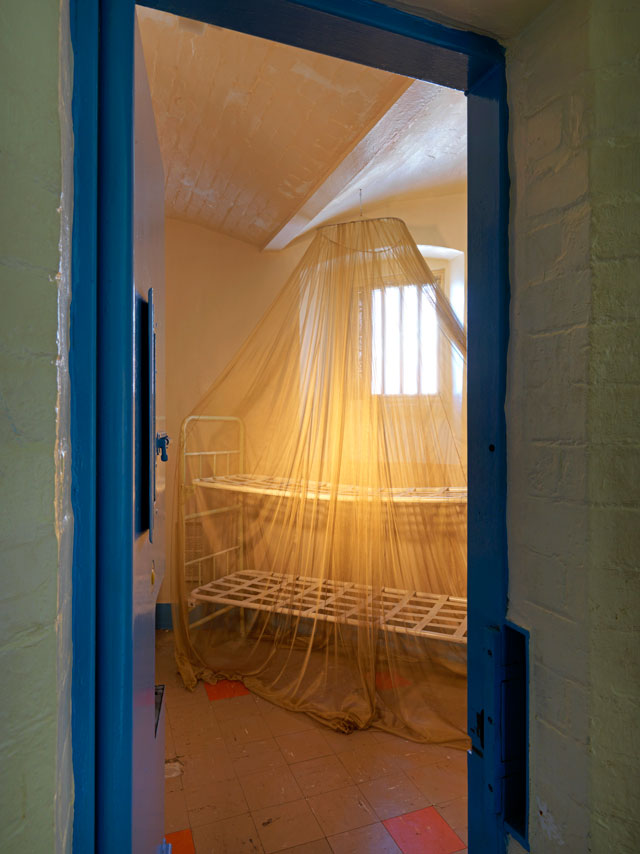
[267,79,466,248]
[138,8,411,247]
[138,7,469,249]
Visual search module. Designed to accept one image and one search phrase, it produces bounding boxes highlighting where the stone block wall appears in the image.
[587,0,640,849]
[506,1,593,849]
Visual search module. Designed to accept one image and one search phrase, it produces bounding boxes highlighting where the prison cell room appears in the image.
[139,7,470,852]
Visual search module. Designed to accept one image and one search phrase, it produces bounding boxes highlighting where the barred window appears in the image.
[371,283,438,396]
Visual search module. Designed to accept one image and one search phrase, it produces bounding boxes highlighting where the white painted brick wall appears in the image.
[508,0,640,850]
[506,0,593,849]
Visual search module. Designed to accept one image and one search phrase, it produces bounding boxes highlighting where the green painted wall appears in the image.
[0,0,74,850]
[588,0,640,848]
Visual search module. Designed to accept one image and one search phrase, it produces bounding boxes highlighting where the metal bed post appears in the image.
[181,415,247,629]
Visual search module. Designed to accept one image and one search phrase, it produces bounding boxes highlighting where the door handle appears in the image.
[156,433,170,462]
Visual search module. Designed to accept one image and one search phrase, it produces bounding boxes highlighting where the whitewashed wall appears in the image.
[507,0,639,850]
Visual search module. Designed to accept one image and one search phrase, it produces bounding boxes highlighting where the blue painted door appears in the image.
[132,17,167,852]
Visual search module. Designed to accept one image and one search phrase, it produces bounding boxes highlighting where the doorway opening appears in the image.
[139,6,470,850]
[71,1,511,851]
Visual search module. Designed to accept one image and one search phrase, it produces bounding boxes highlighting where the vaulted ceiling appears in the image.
[137,7,467,249]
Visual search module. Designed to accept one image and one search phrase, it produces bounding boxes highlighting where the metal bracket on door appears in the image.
[156,433,170,462]
[469,624,529,841]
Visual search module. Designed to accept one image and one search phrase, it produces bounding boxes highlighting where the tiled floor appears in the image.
[157,632,468,854]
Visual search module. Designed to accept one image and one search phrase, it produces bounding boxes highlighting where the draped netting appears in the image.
[172,217,468,746]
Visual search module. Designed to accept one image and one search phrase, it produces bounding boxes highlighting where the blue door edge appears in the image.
[466,60,513,852]
[94,0,136,849]
[70,0,136,850]
[69,2,514,851]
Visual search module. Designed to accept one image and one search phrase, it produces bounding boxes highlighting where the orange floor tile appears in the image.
[165,827,195,854]
[384,806,466,854]
[205,678,251,701]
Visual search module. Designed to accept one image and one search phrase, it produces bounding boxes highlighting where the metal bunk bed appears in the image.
[182,415,468,644]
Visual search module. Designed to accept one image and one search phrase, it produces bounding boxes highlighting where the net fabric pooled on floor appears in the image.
[173,217,468,745]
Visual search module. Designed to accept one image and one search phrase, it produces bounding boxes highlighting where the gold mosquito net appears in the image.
[172,217,468,746]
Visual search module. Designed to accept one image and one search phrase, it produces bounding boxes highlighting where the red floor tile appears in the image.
[383,806,465,854]
[205,679,250,701]
[375,671,412,691]
[165,828,195,854]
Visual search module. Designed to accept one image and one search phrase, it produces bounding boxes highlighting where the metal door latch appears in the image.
[156,433,170,462]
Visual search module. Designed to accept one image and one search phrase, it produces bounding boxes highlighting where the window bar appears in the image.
[381,288,386,395]
[399,284,404,395]
[417,284,422,393]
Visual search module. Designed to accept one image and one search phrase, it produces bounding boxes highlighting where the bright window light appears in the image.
[450,281,465,396]
[372,284,438,395]
[450,281,465,325]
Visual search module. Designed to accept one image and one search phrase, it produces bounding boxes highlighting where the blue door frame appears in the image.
[70,1,512,850]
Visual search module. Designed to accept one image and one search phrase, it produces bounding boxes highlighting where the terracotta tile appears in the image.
[277,841,332,853]
[378,739,459,773]
[165,789,189,833]
[167,683,210,713]
[337,747,398,783]
[155,652,175,680]
[264,708,318,737]
[166,769,183,794]
[206,679,251,701]
[172,715,223,756]
[251,695,281,715]
[370,731,412,747]
[211,693,261,724]
[239,765,303,811]
[406,759,467,806]
[227,736,287,777]
[277,730,333,764]
[161,667,195,689]
[357,772,430,821]
[328,822,401,853]
[436,796,468,837]
[375,671,412,692]
[437,751,467,775]
[321,728,380,754]
[307,785,377,836]
[220,714,272,746]
[383,806,465,854]
[169,700,217,736]
[290,754,353,797]
[181,743,236,789]
[185,776,248,827]
[166,721,177,759]
[191,813,264,853]
[165,827,195,854]
[252,799,325,853]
